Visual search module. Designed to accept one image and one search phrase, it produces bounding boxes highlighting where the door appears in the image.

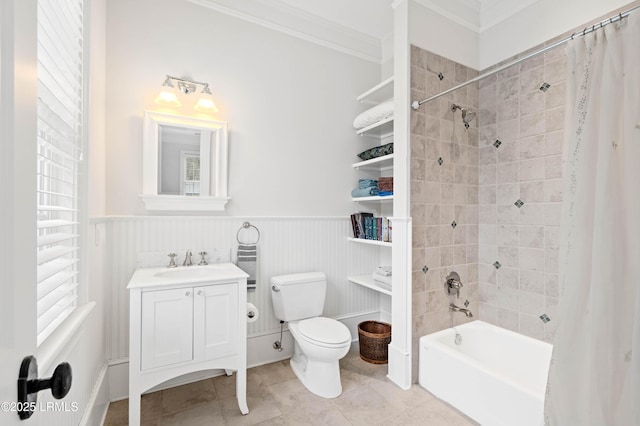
[0,0,41,425]
[141,288,194,370]
[194,283,238,361]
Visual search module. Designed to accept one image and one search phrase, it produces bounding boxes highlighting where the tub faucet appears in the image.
[450,303,473,318]
[183,250,193,266]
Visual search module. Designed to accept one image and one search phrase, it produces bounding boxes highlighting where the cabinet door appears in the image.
[193,283,238,361]
[141,288,193,370]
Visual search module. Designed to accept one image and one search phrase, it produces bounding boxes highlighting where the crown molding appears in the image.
[186,0,382,64]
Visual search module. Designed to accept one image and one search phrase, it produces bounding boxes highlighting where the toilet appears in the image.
[270,272,351,398]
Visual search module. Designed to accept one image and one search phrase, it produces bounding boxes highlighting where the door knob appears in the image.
[17,355,72,419]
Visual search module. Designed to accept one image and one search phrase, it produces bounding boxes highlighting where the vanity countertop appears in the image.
[127,262,249,289]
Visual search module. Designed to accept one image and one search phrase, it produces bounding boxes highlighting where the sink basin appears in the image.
[154,263,235,280]
[128,262,248,289]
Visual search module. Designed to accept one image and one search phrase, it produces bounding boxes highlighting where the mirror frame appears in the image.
[141,111,230,211]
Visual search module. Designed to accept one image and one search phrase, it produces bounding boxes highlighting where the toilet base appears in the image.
[289,342,343,399]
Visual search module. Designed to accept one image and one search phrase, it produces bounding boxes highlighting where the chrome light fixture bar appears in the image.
[155,75,219,113]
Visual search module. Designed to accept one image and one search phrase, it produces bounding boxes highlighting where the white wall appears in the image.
[409,0,479,70]
[105,0,381,216]
[479,0,637,69]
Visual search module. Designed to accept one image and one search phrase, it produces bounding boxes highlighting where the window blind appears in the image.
[36,0,84,346]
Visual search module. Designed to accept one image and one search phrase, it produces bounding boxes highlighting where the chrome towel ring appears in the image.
[237,222,260,245]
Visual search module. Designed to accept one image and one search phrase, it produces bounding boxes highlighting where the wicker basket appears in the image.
[357,321,391,364]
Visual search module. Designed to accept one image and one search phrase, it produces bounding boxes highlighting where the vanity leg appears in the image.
[129,388,141,426]
[236,368,249,415]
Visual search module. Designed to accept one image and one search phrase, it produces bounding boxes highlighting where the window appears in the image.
[36,0,85,346]
[181,151,201,196]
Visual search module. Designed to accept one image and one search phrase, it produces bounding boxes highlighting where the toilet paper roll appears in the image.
[246,303,259,323]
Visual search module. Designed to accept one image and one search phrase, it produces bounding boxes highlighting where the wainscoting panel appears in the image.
[104,216,381,360]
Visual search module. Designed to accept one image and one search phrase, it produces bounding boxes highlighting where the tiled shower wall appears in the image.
[410,43,567,375]
[476,45,566,343]
[410,46,480,381]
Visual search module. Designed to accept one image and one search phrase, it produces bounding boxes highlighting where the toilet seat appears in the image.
[297,317,351,348]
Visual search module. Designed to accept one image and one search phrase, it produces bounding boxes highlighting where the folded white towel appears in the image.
[372,273,391,286]
[353,100,394,130]
[375,266,392,277]
[373,277,392,291]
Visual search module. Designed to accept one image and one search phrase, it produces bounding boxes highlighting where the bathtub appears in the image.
[419,321,552,426]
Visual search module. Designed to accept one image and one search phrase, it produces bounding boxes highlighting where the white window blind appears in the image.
[184,154,200,196]
[36,0,85,346]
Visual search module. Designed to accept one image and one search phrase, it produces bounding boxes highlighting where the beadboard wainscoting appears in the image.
[98,216,384,397]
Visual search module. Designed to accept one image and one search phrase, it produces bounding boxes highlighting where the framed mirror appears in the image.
[141,111,229,211]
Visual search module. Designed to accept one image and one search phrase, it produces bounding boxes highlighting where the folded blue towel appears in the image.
[352,187,379,197]
[378,191,393,196]
[358,179,378,189]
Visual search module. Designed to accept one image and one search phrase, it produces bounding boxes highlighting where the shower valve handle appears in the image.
[445,271,463,298]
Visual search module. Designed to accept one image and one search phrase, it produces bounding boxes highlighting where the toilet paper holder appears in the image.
[246,302,259,324]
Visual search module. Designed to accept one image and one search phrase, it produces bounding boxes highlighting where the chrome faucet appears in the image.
[167,253,178,268]
[450,303,473,318]
[198,251,208,266]
[183,250,193,266]
[445,271,463,298]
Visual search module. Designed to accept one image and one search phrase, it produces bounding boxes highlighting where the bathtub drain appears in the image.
[454,333,462,345]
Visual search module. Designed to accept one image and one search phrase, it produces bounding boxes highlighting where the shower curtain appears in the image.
[544,12,640,426]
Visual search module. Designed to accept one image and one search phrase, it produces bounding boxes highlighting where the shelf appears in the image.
[348,274,392,296]
[356,116,393,137]
[357,76,394,106]
[352,195,394,203]
[352,154,394,171]
[347,237,392,247]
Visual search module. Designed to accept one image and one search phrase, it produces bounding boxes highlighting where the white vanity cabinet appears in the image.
[128,263,249,426]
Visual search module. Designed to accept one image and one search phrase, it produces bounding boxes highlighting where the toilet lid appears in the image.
[298,317,351,345]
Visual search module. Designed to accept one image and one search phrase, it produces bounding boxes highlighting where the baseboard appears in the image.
[387,343,411,390]
[108,311,382,400]
[79,363,110,426]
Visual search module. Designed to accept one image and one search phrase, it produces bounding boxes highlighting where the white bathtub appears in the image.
[419,321,552,426]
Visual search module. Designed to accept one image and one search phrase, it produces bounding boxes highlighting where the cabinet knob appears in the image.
[197,290,203,296]
[185,291,191,296]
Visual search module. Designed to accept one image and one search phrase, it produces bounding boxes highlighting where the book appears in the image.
[350,212,373,239]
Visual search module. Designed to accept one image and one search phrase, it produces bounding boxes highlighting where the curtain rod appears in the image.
[411,3,640,110]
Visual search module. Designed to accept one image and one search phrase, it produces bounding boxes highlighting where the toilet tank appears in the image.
[270,272,326,321]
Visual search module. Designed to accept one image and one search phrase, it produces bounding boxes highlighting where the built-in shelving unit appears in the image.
[356,116,394,137]
[356,76,394,105]
[352,153,394,171]
[347,274,392,296]
[349,77,394,296]
[351,195,394,203]
[347,237,392,247]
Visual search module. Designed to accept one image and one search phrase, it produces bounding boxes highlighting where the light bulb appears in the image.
[154,89,181,107]
[194,93,218,113]
[154,76,182,107]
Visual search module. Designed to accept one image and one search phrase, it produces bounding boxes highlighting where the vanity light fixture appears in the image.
[154,75,218,113]
[194,84,218,113]
[154,76,182,107]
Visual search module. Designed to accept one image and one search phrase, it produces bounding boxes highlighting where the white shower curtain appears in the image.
[545,12,640,426]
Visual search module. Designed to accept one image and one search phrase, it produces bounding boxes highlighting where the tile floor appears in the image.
[104,348,477,425]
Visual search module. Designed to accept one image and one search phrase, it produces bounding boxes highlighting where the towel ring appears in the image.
[237,222,260,245]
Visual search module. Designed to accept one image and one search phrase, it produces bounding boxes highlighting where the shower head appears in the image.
[462,110,476,126]
[451,104,476,129]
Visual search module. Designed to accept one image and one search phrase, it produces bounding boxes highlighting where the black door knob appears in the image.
[17,356,73,420]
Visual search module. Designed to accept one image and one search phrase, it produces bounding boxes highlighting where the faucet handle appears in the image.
[198,251,208,266]
[167,253,177,268]
[445,271,463,298]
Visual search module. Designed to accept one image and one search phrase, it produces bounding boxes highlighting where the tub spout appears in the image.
[450,303,473,318]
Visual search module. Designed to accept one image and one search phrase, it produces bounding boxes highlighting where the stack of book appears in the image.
[350,213,392,242]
